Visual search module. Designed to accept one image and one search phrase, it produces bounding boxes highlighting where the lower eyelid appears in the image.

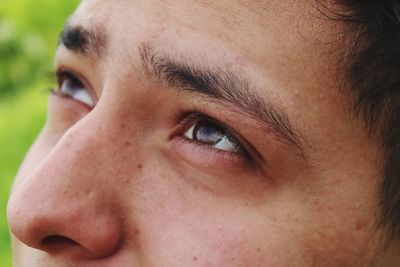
[172,111,261,163]
[56,69,97,102]
[172,136,248,169]
[47,93,90,129]
[51,89,93,112]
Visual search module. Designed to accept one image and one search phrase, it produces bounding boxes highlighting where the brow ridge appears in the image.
[57,23,308,160]
[139,44,308,159]
[59,24,106,56]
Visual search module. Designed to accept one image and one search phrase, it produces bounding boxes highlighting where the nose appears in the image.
[7,125,124,259]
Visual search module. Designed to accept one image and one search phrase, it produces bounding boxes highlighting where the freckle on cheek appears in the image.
[137,164,143,170]
[355,220,368,231]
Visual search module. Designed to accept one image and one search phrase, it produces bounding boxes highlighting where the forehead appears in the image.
[63,0,348,149]
[67,0,344,100]
[69,0,340,59]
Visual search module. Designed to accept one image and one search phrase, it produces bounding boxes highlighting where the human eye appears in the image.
[175,113,258,167]
[183,116,240,153]
[54,70,95,108]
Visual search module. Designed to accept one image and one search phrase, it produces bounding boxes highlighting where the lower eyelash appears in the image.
[173,112,255,165]
[45,88,67,99]
[174,135,249,166]
[46,88,66,98]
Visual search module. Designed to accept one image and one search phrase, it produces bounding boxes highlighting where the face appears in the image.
[7,0,399,266]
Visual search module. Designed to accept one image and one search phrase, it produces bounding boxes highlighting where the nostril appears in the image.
[41,235,79,252]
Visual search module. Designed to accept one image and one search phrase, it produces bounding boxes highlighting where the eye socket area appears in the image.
[170,112,266,173]
[56,71,95,108]
[183,119,241,153]
[178,113,260,163]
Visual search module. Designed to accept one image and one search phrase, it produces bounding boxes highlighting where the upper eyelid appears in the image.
[55,69,98,102]
[56,70,82,85]
[180,113,235,138]
[185,113,246,144]
[201,115,265,165]
[186,116,241,146]
[54,68,262,163]
[180,112,264,163]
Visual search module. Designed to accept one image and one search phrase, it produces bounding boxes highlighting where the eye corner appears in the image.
[55,69,81,87]
[172,111,264,169]
[52,68,96,109]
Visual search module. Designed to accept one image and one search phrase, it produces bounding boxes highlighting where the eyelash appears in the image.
[51,70,95,108]
[55,70,79,91]
[49,71,257,166]
[49,71,73,96]
[175,112,255,165]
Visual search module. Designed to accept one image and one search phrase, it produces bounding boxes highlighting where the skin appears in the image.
[7,0,400,266]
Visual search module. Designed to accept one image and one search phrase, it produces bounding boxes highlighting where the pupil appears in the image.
[194,122,225,144]
[60,75,83,95]
[65,78,82,92]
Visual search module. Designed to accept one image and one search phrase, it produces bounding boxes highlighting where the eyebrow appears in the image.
[58,24,308,159]
[59,24,105,56]
[139,46,308,159]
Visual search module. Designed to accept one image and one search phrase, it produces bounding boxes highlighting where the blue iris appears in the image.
[194,122,225,145]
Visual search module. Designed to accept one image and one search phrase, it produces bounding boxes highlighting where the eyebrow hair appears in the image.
[58,24,308,160]
[58,24,105,56]
[139,45,308,159]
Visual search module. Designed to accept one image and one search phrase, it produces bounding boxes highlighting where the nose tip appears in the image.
[7,185,123,259]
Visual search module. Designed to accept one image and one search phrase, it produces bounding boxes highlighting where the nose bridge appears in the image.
[7,114,125,258]
[31,115,111,199]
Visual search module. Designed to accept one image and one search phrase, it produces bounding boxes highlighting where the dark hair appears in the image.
[325,0,400,239]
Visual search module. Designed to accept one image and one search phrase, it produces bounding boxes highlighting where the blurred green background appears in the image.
[0,1,79,266]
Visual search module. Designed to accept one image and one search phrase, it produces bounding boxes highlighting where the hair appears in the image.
[324,0,400,239]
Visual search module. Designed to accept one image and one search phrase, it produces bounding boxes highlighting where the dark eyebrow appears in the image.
[139,45,309,159]
[58,24,106,56]
[57,24,308,159]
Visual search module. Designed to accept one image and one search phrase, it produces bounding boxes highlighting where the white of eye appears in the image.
[184,124,195,139]
[213,136,238,152]
[183,124,240,152]
[60,79,95,108]
[71,89,94,107]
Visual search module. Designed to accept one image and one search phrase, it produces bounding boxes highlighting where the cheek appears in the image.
[46,94,89,135]
[145,212,307,266]
[123,169,307,266]
[126,167,381,267]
